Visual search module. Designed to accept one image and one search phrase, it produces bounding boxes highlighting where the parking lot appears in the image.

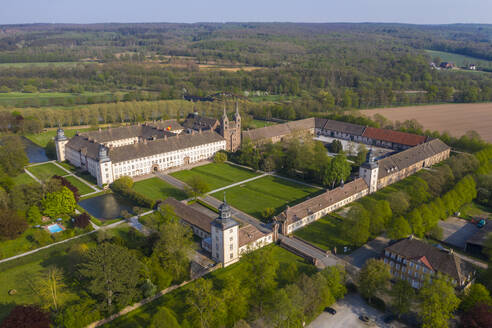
[438,217,479,249]
[308,294,406,328]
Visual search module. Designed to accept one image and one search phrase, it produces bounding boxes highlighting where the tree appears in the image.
[267,285,304,328]
[42,186,76,217]
[461,302,492,328]
[359,259,391,302]
[355,144,368,165]
[386,191,410,215]
[0,136,29,176]
[261,207,275,221]
[111,176,134,191]
[322,266,347,300]
[1,305,51,328]
[185,278,225,328]
[185,175,210,200]
[460,283,492,312]
[343,204,370,246]
[54,298,101,328]
[152,218,194,282]
[390,279,415,318]
[324,154,351,188]
[419,276,460,328]
[329,140,343,154]
[35,266,66,312]
[407,209,424,238]
[150,307,181,328]
[0,210,28,240]
[213,151,227,163]
[79,243,141,312]
[387,216,412,240]
[27,206,42,224]
[74,213,91,228]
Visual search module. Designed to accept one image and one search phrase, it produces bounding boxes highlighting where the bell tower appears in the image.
[55,127,69,162]
[211,192,239,267]
[359,148,379,193]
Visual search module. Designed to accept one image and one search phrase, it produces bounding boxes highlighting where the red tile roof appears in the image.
[362,127,427,146]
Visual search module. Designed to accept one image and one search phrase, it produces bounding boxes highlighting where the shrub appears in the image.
[0,210,28,240]
[1,305,51,328]
[214,151,227,163]
[74,213,91,228]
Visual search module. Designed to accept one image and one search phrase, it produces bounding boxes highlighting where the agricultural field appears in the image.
[0,92,114,107]
[425,50,492,69]
[170,163,260,191]
[0,61,92,68]
[211,175,320,221]
[26,163,68,181]
[132,177,187,201]
[361,102,492,142]
[294,215,349,252]
[103,245,313,328]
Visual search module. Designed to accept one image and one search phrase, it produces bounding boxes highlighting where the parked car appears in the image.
[359,315,370,322]
[477,219,486,228]
[383,314,396,323]
[324,307,336,315]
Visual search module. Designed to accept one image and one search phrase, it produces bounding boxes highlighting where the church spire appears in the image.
[222,102,228,121]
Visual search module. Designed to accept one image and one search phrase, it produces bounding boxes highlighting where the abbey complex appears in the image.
[54,108,451,267]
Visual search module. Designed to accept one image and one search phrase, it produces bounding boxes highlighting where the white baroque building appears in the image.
[55,119,227,186]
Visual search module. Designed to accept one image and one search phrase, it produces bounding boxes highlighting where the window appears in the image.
[230,253,233,259]
[229,244,233,251]
[229,237,233,242]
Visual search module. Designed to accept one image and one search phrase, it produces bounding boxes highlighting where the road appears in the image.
[308,293,406,328]
[342,236,390,269]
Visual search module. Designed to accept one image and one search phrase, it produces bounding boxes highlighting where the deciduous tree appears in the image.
[419,276,460,328]
[359,259,391,302]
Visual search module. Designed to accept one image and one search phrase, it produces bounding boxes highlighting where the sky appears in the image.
[1,0,492,25]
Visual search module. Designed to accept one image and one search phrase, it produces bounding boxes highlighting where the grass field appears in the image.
[245,119,277,129]
[0,225,141,323]
[361,102,492,142]
[25,127,94,147]
[12,172,37,186]
[0,61,91,68]
[294,215,350,251]
[170,163,259,191]
[103,245,313,328]
[64,175,95,195]
[0,91,114,107]
[59,161,99,186]
[132,177,187,201]
[26,163,68,181]
[425,50,492,69]
[211,175,319,221]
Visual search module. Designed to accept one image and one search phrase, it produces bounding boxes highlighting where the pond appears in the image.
[23,137,50,163]
[78,193,134,220]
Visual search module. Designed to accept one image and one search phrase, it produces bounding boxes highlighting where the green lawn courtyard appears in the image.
[12,172,37,186]
[64,175,95,195]
[293,215,350,252]
[26,162,68,181]
[132,177,187,201]
[170,162,260,190]
[211,175,320,221]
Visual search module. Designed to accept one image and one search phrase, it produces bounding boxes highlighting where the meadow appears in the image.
[425,49,492,69]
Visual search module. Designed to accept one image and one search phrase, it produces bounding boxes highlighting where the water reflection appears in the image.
[23,137,49,163]
[79,193,134,220]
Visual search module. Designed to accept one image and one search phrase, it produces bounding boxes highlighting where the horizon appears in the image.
[2,0,492,25]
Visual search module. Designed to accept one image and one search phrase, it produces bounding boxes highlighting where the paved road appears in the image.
[155,172,188,190]
[438,217,478,249]
[308,293,406,328]
[342,236,390,269]
[279,235,342,268]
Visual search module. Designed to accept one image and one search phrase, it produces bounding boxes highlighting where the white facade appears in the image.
[212,223,240,267]
[238,233,274,255]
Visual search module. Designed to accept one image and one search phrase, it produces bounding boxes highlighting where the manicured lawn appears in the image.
[211,175,320,221]
[12,172,37,186]
[170,163,259,190]
[103,245,314,328]
[59,161,99,186]
[132,177,187,201]
[65,175,95,195]
[26,163,68,181]
[294,215,350,252]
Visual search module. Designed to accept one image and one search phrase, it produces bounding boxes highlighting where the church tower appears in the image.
[54,127,69,162]
[219,103,231,150]
[230,101,242,152]
[211,193,239,267]
[359,148,379,193]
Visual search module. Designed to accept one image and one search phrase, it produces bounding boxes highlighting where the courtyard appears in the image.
[132,177,188,201]
[170,162,260,190]
[293,215,351,252]
[210,175,320,221]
